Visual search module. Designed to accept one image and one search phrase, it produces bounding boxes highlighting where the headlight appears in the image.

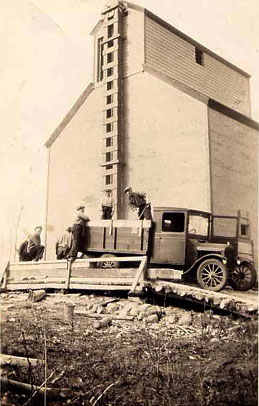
[236,257,241,265]
[222,258,227,264]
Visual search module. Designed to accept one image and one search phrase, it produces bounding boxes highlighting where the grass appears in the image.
[1,305,258,406]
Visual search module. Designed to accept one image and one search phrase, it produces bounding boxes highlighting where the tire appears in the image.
[97,254,119,269]
[197,258,228,292]
[229,262,256,291]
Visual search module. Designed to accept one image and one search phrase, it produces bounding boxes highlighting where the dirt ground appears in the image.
[1,291,258,406]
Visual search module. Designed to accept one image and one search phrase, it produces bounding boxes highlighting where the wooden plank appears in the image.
[70,278,133,285]
[9,262,67,272]
[71,268,137,278]
[8,269,67,280]
[69,284,130,291]
[5,283,65,291]
[65,261,72,290]
[130,256,148,293]
[147,268,183,280]
[0,261,9,290]
[75,256,143,263]
[0,354,41,367]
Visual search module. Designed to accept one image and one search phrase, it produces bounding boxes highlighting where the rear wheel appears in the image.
[197,259,228,292]
[229,262,256,291]
[97,254,119,269]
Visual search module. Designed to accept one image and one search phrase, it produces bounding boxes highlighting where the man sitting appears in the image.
[27,226,45,261]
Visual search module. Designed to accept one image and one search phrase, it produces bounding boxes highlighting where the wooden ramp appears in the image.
[1,259,257,317]
[1,257,182,293]
[147,281,258,317]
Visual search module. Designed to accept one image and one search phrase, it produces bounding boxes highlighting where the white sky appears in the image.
[0,0,258,264]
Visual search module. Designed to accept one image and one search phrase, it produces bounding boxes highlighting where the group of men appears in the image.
[100,186,152,220]
[19,186,152,262]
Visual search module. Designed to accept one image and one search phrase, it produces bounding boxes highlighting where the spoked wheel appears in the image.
[197,259,228,292]
[229,262,256,291]
[97,254,119,269]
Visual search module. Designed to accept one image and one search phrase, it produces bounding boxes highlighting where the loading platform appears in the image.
[1,258,257,317]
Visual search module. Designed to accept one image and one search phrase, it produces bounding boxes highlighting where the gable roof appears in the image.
[90,1,250,78]
[45,83,94,148]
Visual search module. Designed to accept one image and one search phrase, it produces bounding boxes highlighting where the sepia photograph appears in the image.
[0,0,258,405]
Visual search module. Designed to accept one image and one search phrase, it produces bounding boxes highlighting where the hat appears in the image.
[34,226,43,231]
[123,186,132,193]
[106,189,112,192]
[66,226,72,232]
[76,205,86,211]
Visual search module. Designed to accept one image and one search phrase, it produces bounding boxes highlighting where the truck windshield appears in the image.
[188,214,209,236]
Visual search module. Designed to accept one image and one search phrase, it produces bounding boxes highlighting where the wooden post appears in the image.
[65,260,72,290]
[129,256,147,294]
[0,261,9,290]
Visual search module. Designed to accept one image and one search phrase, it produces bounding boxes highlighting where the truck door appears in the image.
[151,210,186,265]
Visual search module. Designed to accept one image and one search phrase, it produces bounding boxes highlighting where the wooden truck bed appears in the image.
[83,219,152,255]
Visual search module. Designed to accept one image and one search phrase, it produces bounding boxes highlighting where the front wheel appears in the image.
[229,262,256,291]
[197,259,228,292]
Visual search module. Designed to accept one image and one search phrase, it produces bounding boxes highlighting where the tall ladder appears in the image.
[101,1,125,218]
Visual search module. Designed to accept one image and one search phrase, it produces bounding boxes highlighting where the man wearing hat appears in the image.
[123,187,152,220]
[100,189,114,219]
[68,206,89,261]
[27,226,45,261]
[55,227,72,260]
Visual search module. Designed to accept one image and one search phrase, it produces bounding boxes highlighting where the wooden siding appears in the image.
[121,71,211,218]
[145,16,251,117]
[208,108,258,261]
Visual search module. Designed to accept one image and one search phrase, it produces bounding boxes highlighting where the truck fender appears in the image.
[183,253,226,276]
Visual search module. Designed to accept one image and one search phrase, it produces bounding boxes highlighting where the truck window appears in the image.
[162,213,185,232]
[188,214,209,236]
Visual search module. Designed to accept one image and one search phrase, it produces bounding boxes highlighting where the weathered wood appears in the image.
[79,256,143,263]
[0,261,9,290]
[129,256,148,294]
[27,290,46,302]
[147,281,258,316]
[0,354,41,367]
[65,260,72,290]
[1,377,70,399]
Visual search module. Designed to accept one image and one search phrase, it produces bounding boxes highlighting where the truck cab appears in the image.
[150,207,256,291]
[150,208,211,266]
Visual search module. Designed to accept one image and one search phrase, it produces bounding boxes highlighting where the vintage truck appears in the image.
[80,207,256,292]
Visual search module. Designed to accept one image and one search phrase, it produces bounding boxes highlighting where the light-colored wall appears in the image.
[122,8,145,78]
[208,108,258,255]
[46,87,103,259]
[122,71,211,218]
[145,16,251,117]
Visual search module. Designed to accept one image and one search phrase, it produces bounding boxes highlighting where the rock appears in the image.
[118,303,133,317]
[96,306,105,314]
[106,303,120,313]
[145,314,159,324]
[129,305,140,317]
[137,312,145,321]
[178,312,192,326]
[93,316,112,329]
[166,314,178,324]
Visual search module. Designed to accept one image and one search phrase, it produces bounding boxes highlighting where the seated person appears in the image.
[27,226,45,261]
